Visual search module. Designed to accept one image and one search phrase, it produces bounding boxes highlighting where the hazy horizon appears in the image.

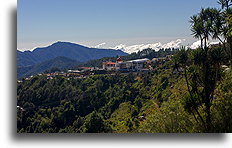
[17,37,193,51]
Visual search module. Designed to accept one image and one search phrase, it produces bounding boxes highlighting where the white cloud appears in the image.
[110,39,221,54]
[94,42,106,48]
[189,40,220,49]
[110,39,186,54]
[189,40,202,49]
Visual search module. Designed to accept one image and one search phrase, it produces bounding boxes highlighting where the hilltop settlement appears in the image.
[18,55,173,82]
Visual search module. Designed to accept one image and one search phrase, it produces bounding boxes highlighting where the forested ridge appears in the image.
[17,0,231,133]
[17,51,231,132]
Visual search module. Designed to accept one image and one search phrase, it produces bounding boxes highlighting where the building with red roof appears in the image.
[102,61,116,70]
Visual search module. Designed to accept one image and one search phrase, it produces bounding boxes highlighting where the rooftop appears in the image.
[127,58,150,63]
[103,62,116,65]
[79,67,92,70]
[116,57,123,61]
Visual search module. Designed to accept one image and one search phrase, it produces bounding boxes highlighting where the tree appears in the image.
[174,45,227,132]
[190,8,216,49]
[82,111,111,133]
[190,15,204,48]
[218,0,232,130]
[188,5,232,131]
[217,0,232,59]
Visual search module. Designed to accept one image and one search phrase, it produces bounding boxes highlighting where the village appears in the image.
[18,55,173,82]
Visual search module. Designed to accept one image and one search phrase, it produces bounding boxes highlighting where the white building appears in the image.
[117,58,150,71]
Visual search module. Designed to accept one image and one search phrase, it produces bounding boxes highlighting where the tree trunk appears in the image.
[184,67,206,129]
[203,38,211,132]
[228,37,232,133]
[228,37,232,72]
[204,66,211,132]
[205,98,211,132]
[204,37,207,50]
[201,38,203,49]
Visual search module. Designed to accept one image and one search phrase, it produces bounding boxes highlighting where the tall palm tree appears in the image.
[200,8,210,49]
[190,8,219,50]
[190,15,204,48]
[210,9,224,41]
[187,0,231,132]
[189,7,228,132]
[218,0,232,10]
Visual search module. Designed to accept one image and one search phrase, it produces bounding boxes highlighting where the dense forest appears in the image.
[17,53,230,133]
[17,0,231,133]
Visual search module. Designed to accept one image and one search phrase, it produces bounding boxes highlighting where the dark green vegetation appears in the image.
[17,52,230,133]
[188,0,232,132]
[17,0,231,133]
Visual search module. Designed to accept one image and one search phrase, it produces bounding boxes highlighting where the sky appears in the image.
[17,0,220,51]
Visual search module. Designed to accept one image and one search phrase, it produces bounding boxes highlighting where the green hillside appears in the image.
[17,49,231,132]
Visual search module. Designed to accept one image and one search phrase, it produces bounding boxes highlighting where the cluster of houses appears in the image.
[103,57,149,71]
[46,55,172,79]
[18,55,173,82]
[102,55,172,72]
[46,67,95,80]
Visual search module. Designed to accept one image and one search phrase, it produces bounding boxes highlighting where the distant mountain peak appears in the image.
[49,41,89,49]
[17,41,127,71]
[51,41,75,46]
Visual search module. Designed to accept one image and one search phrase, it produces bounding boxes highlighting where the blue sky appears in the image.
[17,0,220,50]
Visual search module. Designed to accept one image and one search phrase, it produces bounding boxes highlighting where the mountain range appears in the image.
[17,41,127,78]
[17,41,127,67]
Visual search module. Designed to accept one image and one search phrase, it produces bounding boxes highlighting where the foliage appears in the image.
[17,53,230,133]
[17,0,231,133]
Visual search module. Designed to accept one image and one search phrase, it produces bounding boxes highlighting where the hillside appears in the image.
[17,56,80,78]
[17,49,231,133]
